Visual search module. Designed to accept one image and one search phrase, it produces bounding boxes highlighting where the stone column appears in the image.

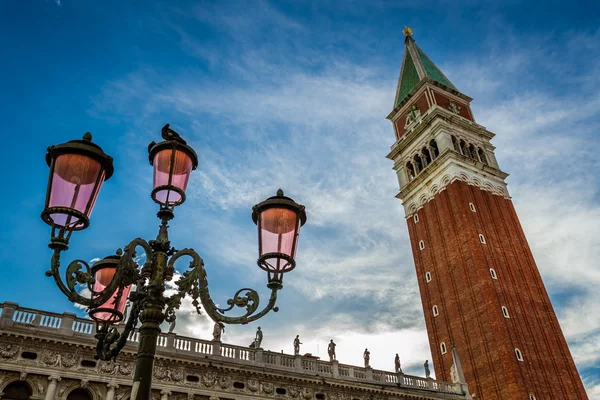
[365,367,373,381]
[294,355,303,373]
[106,383,118,400]
[59,313,76,336]
[254,348,264,364]
[166,332,176,349]
[160,390,171,400]
[211,341,221,357]
[45,376,61,400]
[0,302,18,329]
[331,360,339,379]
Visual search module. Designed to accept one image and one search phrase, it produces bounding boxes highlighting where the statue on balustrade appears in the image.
[212,322,225,341]
[363,348,370,368]
[395,353,403,374]
[249,327,263,349]
[328,340,337,362]
[168,319,176,334]
[424,360,431,378]
[294,335,302,355]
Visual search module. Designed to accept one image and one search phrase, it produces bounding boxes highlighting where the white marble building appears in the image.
[0,302,470,400]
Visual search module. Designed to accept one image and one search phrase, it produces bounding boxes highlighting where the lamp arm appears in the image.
[45,238,153,308]
[164,248,280,325]
[95,287,145,361]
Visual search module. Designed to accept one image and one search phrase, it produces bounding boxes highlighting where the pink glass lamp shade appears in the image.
[252,189,307,288]
[42,133,114,238]
[88,255,132,323]
[148,141,198,207]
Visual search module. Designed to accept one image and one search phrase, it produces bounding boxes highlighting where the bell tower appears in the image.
[386,30,588,400]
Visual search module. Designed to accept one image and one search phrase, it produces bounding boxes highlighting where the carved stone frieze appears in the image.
[217,375,231,390]
[261,382,274,395]
[247,379,260,393]
[201,372,216,388]
[0,344,19,360]
[288,386,300,399]
[153,363,184,382]
[301,388,313,400]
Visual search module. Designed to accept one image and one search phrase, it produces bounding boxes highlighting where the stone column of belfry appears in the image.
[385,28,589,399]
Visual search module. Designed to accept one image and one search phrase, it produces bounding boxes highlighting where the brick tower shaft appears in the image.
[386,31,588,400]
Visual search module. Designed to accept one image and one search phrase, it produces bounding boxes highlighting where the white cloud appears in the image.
[90,20,600,394]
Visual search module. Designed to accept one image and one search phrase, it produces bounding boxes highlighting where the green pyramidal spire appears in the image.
[394,30,457,106]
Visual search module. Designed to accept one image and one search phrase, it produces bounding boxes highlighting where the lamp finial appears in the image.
[403,26,413,37]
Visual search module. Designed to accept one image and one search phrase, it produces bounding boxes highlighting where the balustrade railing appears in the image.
[0,302,465,396]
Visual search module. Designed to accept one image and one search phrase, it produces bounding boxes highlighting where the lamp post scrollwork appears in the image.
[41,125,307,400]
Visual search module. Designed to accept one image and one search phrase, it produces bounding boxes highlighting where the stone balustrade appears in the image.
[0,302,469,397]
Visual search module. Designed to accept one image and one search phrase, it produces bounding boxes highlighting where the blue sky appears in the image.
[1,0,599,396]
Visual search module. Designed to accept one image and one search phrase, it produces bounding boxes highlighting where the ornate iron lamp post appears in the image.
[41,126,307,400]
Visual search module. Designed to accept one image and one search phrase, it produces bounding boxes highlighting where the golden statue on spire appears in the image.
[403,26,413,37]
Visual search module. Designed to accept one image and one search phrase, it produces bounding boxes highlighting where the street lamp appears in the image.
[41,126,307,400]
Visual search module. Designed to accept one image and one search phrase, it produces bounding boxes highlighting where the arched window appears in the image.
[414,214,419,223]
[479,234,486,244]
[440,342,447,354]
[469,202,476,212]
[430,139,440,158]
[490,268,498,279]
[529,394,537,400]
[515,348,524,361]
[478,148,488,165]
[406,162,416,181]
[3,381,32,400]
[425,272,432,282]
[413,154,423,173]
[459,139,468,156]
[422,147,432,167]
[433,305,439,316]
[502,306,510,318]
[451,136,460,153]
[419,240,425,250]
[67,389,93,400]
[468,143,478,160]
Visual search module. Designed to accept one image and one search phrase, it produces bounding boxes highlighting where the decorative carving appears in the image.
[261,382,274,395]
[301,388,313,400]
[0,344,19,360]
[448,101,461,115]
[247,379,260,393]
[201,372,216,388]
[19,371,27,381]
[118,362,134,376]
[154,363,183,382]
[218,375,231,390]
[42,350,77,368]
[288,386,300,399]
[404,105,422,129]
[81,379,90,389]
[100,361,119,375]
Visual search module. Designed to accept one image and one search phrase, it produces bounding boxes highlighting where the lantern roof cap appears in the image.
[252,189,307,226]
[147,139,199,170]
[46,132,114,180]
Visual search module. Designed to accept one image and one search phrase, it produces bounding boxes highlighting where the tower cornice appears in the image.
[386,106,495,162]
